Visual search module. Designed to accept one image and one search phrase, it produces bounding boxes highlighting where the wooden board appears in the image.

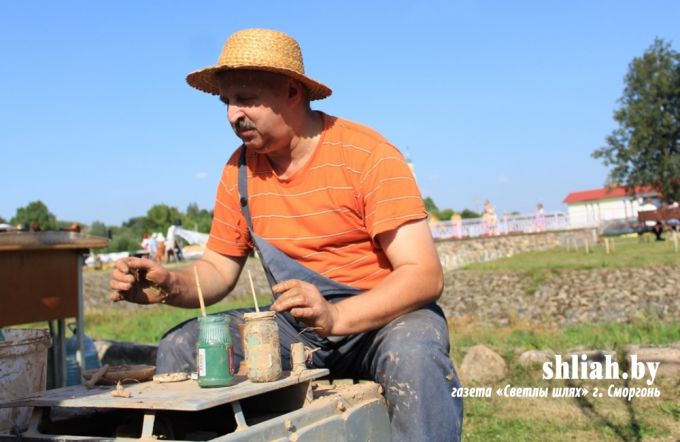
[0,232,107,326]
[0,232,108,252]
[0,369,329,412]
[0,251,79,325]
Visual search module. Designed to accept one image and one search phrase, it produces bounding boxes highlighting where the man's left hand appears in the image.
[271,279,339,337]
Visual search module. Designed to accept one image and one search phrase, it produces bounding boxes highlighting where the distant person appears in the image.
[156,233,166,262]
[147,233,158,261]
[651,221,665,241]
[535,203,545,232]
[165,226,177,262]
[451,213,463,239]
[174,240,184,262]
[638,198,661,240]
[29,222,42,232]
[140,233,150,255]
[482,200,498,236]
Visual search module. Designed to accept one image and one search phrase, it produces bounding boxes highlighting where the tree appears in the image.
[438,208,454,221]
[11,200,57,230]
[182,202,213,233]
[423,197,439,214]
[146,204,182,233]
[460,209,480,219]
[88,220,108,237]
[592,38,680,202]
[0,216,6,224]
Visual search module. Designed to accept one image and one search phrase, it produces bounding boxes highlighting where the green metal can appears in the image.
[196,315,234,388]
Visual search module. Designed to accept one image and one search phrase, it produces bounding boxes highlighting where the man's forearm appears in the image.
[163,253,246,308]
[330,261,443,336]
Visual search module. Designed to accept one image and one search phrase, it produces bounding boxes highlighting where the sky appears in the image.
[2,1,679,225]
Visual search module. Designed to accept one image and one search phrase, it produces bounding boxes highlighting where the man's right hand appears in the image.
[109,257,171,304]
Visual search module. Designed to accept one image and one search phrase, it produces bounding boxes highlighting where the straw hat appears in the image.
[186,28,331,100]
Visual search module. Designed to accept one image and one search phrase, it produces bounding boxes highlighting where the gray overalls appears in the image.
[157,146,463,441]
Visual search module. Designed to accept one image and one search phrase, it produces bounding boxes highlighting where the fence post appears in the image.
[604,238,610,255]
[673,230,679,253]
[584,238,590,254]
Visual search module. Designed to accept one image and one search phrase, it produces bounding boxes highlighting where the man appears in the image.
[638,198,664,241]
[110,28,462,441]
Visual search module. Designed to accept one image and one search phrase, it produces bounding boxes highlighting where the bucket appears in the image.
[0,329,52,433]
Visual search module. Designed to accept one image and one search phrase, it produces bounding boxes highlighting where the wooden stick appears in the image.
[193,267,207,317]
[291,342,306,373]
[83,364,109,389]
[247,269,259,313]
[673,231,679,253]
[584,239,590,254]
[604,238,610,255]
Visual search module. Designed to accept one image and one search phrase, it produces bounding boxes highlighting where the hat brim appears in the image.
[186,65,332,101]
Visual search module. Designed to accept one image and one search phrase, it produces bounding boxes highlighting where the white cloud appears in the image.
[498,175,509,184]
[194,171,208,180]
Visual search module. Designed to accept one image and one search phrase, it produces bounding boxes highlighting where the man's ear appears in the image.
[288,80,300,99]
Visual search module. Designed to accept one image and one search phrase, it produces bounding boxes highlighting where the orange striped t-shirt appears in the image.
[207,113,427,290]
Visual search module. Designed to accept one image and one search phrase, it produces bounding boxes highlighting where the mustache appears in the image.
[234,118,256,131]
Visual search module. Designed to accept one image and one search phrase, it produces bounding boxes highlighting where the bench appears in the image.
[637,207,680,224]
[637,207,680,240]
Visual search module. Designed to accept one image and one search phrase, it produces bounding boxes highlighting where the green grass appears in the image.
[13,295,273,345]
[85,295,272,344]
[452,317,680,441]
[463,235,679,272]
[450,316,680,364]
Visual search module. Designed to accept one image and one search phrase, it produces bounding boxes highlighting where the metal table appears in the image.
[0,369,390,442]
[0,369,390,441]
[0,231,108,387]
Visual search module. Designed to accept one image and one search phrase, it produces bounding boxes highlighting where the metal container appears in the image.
[0,329,52,432]
[197,315,234,388]
[243,311,282,382]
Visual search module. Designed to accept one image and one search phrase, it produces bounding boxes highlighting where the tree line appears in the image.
[423,197,480,221]
[4,197,472,252]
[3,200,213,253]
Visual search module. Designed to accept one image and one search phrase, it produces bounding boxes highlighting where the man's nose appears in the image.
[227,104,244,125]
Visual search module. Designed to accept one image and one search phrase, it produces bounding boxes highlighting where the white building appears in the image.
[563,185,658,227]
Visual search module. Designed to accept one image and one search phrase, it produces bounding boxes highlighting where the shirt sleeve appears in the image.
[206,156,252,257]
[360,142,427,240]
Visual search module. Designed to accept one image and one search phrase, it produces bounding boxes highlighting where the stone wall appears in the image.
[435,228,598,270]
[438,265,680,326]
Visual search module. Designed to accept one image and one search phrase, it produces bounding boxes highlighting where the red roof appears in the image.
[563,185,655,204]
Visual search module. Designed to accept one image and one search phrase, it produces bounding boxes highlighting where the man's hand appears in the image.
[109,257,171,304]
[270,279,339,337]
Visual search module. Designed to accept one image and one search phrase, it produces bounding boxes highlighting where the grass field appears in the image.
[451,316,680,441]
[456,238,679,440]
[85,295,273,344]
[464,235,679,272]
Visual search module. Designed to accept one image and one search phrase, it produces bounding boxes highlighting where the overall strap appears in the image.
[237,145,278,288]
[238,145,254,231]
